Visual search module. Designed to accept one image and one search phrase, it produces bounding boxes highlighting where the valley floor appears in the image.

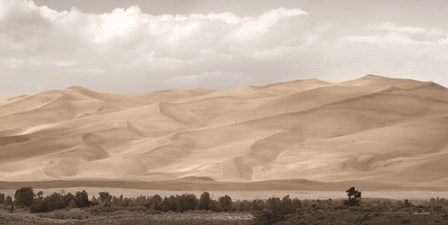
[2,188,448,202]
[1,204,448,225]
[0,209,252,225]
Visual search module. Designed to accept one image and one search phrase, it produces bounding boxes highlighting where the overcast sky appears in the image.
[1,0,447,96]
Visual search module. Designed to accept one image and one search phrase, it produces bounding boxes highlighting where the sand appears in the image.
[0,75,447,191]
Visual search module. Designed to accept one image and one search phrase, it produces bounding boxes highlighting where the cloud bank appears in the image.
[0,0,447,96]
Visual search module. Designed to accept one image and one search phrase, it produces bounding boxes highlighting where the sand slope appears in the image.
[0,75,447,189]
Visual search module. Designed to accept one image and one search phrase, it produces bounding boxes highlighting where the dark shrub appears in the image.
[64,192,74,206]
[161,196,176,212]
[30,198,48,213]
[0,193,4,204]
[148,194,162,210]
[345,187,362,206]
[44,192,66,210]
[209,199,220,212]
[252,209,286,225]
[14,187,35,207]
[281,195,294,213]
[178,194,198,212]
[199,192,211,210]
[266,197,282,213]
[219,195,232,212]
[4,196,13,206]
[99,192,112,207]
[73,190,90,208]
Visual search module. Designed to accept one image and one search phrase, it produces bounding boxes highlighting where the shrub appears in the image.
[199,192,211,210]
[281,195,293,213]
[148,194,162,210]
[73,190,90,208]
[177,194,198,212]
[99,192,112,207]
[30,198,48,213]
[44,192,66,210]
[4,196,13,206]
[252,209,286,225]
[161,196,176,212]
[0,193,4,204]
[219,195,232,212]
[64,192,74,207]
[345,187,362,206]
[209,199,220,212]
[14,187,35,207]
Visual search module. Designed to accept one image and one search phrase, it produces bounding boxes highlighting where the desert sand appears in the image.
[0,75,447,191]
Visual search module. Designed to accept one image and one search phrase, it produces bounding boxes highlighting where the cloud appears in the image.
[332,22,448,82]
[343,22,448,46]
[0,0,447,97]
[0,0,313,95]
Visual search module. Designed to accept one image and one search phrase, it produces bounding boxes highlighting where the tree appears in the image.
[44,193,66,210]
[178,194,198,212]
[30,198,48,213]
[266,197,282,214]
[91,196,99,206]
[64,192,74,207]
[14,187,35,207]
[161,196,176,212]
[148,194,162,210]
[0,193,4,204]
[4,196,13,206]
[199,192,211,210]
[99,192,112,207]
[209,199,220,212]
[218,195,232,212]
[281,195,294,213]
[345,187,362,206]
[73,190,90,208]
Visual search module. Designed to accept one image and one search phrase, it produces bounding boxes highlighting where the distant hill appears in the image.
[0,75,447,190]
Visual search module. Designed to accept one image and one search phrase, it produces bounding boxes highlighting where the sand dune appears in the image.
[0,75,447,190]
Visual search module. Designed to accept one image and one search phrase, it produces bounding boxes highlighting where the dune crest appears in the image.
[0,75,447,189]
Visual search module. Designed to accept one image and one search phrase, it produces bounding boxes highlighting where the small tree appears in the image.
[30,198,48,213]
[64,192,74,207]
[177,194,198,212]
[209,199,220,212]
[281,195,294,213]
[4,196,13,206]
[44,192,66,210]
[219,195,232,212]
[199,192,211,210]
[73,190,90,208]
[148,194,162,210]
[345,187,362,206]
[161,196,176,212]
[14,187,35,207]
[0,193,5,204]
[253,197,287,225]
[99,192,112,207]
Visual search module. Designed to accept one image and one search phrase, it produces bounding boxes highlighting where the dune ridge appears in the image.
[0,75,447,190]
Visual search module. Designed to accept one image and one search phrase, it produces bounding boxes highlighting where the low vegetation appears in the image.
[1,187,448,225]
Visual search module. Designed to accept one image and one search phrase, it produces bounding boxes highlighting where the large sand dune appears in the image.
[0,75,447,190]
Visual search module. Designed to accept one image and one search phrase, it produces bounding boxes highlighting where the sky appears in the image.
[0,0,447,96]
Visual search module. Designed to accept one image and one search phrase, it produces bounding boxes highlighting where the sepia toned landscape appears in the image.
[1,75,448,224]
[1,0,448,224]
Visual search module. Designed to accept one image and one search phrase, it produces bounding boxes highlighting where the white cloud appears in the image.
[0,0,313,95]
[344,22,448,46]
[367,22,428,34]
[0,0,447,96]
